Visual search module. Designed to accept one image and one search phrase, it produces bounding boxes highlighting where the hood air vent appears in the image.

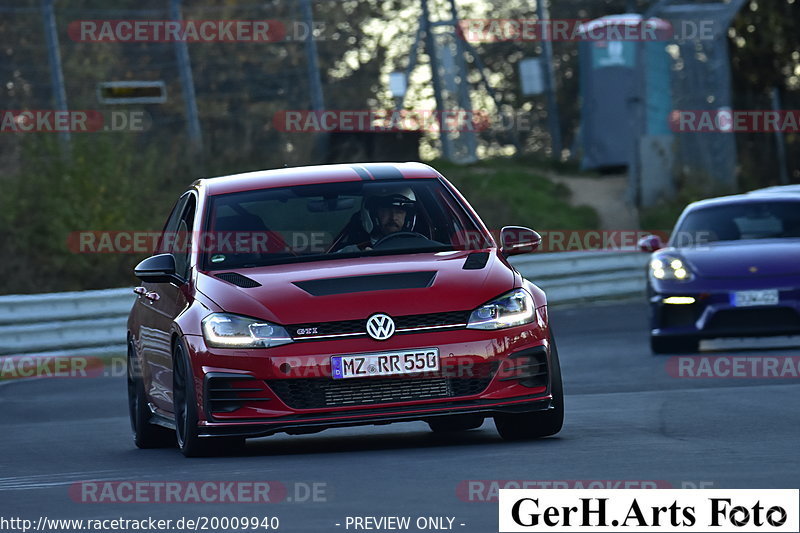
[463,252,490,270]
[294,271,436,296]
[215,272,262,288]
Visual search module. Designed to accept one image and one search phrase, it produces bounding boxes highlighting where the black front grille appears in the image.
[206,376,271,413]
[705,307,800,332]
[267,365,495,409]
[449,375,496,397]
[499,347,549,388]
[288,310,470,340]
[393,311,469,329]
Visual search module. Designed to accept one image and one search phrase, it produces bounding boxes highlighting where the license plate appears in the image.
[331,348,439,379]
[731,289,779,307]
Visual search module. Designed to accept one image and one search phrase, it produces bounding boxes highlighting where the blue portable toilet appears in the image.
[578,14,672,170]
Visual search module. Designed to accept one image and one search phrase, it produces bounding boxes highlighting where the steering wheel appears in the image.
[371,231,429,248]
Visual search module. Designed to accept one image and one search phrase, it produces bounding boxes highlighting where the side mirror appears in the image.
[500,226,542,256]
[638,234,664,253]
[134,253,184,284]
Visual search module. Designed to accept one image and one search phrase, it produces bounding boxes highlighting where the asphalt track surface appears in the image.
[1,302,798,533]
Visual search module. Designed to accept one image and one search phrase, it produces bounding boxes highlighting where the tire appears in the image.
[494,333,564,441]
[173,340,244,457]
[650,336,699,354]
[127,342,174,449]
[428,414,483,433]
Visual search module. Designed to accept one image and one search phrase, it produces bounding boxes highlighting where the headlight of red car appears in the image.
[466,288,536,330]
[201,313,293,348]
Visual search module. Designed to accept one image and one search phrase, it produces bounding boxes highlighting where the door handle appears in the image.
[145,291,160,302]
[133,286,146,296]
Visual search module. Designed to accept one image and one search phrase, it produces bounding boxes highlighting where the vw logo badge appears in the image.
[366,313,395,341]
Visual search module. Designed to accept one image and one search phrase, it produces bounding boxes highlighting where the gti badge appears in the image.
[366,313,395,340]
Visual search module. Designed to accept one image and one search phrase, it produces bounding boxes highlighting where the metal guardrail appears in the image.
[0,288,133,357]
[0,252,648,357]
[511,251,649,303]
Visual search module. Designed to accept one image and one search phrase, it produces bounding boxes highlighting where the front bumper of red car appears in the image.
[180,323,555,438]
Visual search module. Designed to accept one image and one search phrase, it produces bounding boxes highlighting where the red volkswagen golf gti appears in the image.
[127,162,563,456]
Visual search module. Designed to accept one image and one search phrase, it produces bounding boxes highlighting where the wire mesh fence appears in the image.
[0,0,397,174]
[0,0,796,189]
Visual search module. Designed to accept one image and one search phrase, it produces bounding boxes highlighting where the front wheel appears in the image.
[494,334,564,441]
[173,341,244,457]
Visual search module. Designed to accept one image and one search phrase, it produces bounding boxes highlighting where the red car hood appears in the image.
[674,240,800,278]
[195,250,517,324]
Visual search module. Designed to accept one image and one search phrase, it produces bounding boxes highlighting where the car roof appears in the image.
[686,191,800,211]
[748,184,800,195]
[196,162,443,196]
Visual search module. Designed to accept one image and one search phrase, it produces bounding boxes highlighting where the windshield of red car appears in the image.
[201,179,492,270]
[673,200,800,245]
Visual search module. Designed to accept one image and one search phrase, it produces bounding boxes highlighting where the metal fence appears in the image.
[0,0,650,173]
[1,0,398,171]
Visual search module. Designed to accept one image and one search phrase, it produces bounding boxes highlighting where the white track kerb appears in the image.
[0,252,648,358]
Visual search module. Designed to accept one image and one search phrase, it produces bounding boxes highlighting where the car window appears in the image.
[429,184,491,249]
[201,179,489,270]
[173,194,196,279]
[674,200,800,244]
[242,193,361,254]
[157,193,189,254]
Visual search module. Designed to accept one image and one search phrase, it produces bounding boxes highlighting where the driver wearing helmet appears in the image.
[337,186,417,253]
